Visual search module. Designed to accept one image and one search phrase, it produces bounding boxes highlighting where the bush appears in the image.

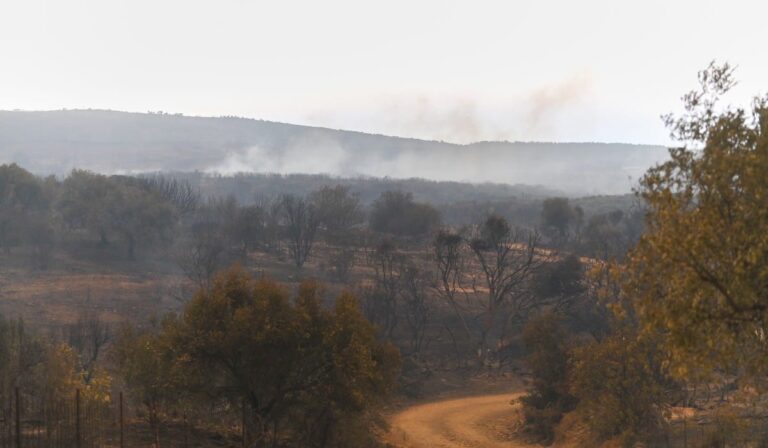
[520,313,575,444]
[326,246,357,282]
[570,331,670,445]
[369,191,440,237]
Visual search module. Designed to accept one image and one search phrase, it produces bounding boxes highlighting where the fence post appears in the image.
[75,389,81,448]
[242,397,246,448]
[15,387,20,448]
[184,413,189,448]
[119,391,124,448]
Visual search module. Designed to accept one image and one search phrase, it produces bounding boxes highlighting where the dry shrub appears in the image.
[570,331,671,446]
[520,313,575,444]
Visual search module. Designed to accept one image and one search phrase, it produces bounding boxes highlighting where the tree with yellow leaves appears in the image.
[628,62,768,379]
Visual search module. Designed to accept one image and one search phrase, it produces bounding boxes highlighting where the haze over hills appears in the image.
[0,109,670,195]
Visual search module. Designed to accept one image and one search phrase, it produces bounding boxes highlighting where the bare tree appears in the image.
[67,308,111,384]
[310,185,363,241]
[468,215,545,362]
[141,176,200,216]
[401,264,430,356]
[363,240,403,340]
[280,194,319,268]
[326,245,357,282]
[177,206,229,291]
[179,232,227,291]
[432,230,473,360]
[254,194,283,253]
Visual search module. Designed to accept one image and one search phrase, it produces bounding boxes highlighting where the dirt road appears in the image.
[387,392,536,448]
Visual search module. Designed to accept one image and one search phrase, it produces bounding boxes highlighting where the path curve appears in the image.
[387,392,535,448]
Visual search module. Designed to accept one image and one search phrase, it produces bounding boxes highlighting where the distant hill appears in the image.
[0,109,669,194]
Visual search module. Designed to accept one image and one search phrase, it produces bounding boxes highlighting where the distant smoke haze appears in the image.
[0,109,670,196]
[301,75,597,145]
[525,74,593,135]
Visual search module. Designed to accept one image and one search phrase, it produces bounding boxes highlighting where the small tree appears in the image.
[231,204,266,257]
[140,176,200,216]
[520,313,575,444]
[400,264,431,355]
[369,191,440,238]
[541,197,573,242]
[113,325,181,448]
[363,240,404,340]
[468,215,545,360]
[178,212,229,291]
[280,194,320,267]
[570,330,670,444]
[107,178,176,259]
[581,209,634,261]
[66,309,111,384]
[531,254,585,312]
[310,185,363,240]
[432,230,472,359]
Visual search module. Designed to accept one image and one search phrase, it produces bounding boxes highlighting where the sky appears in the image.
[0,0,765,145]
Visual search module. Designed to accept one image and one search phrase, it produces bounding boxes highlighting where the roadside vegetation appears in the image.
[517,62,768,447]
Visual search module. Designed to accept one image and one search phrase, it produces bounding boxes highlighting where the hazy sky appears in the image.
[0,0,765,144]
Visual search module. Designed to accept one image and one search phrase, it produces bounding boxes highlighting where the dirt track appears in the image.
[387,392,535,448]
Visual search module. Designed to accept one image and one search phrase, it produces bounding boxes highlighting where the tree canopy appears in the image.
[139,266,401,446]
[369,191,440,237]
[628,62,768,379]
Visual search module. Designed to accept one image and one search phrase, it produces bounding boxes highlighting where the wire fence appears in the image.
[0,386,254,447]
[0,388,120,448]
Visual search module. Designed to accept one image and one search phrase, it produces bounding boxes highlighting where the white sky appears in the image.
[0,0,765,144]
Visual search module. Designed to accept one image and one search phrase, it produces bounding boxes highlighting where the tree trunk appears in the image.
[127,234,135,259]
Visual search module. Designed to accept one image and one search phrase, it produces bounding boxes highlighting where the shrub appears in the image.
[570,331,670,445]
[520,313,575,444]
[369,191,440,237]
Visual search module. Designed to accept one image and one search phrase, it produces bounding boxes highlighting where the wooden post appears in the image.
[242,397,246,448]
[184,413,189,448]
[15,387,21,448]
[119,392,124,448]
[75,389,81,448]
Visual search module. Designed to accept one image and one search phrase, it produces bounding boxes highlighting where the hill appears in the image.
[0,109,669,194]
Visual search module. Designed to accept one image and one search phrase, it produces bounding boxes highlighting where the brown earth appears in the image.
[386,392,537,448]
